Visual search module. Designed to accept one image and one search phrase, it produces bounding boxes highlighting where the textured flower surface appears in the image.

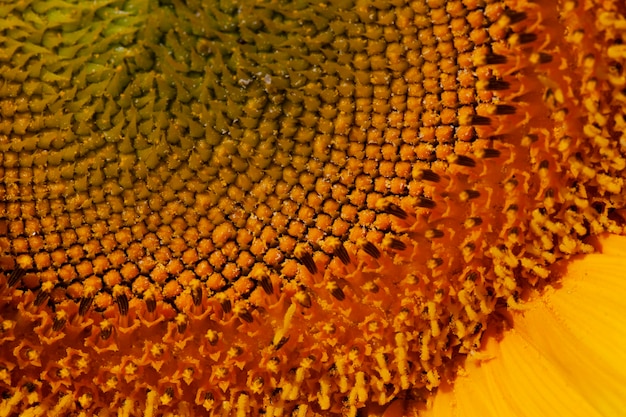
[367,234,626,417]
[0,0,625,416]
[431,234,626,417]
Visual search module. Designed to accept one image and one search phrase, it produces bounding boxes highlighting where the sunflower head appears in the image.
[1,0,625,415]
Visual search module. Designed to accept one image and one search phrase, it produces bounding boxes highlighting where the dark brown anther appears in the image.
[454,155,476,167]
[206,330,219,346]
[34,290,50,306]
[238,309,254,323]
[192,286,203,305]
[472,322,483,335]
[506,178,519,189]
[116,294,129,316]
[539,160,549,169]
[383,202,408,220]
[464,242,476,252]
[592,201,605,214]
[427,229,444,239]
[82,324,93,338]
[165,387,174,398]
[524,134,539,144]
[419,169,441,182]
[8,267,25,287]
[467,217,483,226]
[299,252,317,275]
[146,297,157,313]
[505,10,527,24]
[536,52,553,64]
[24,382,36,393]
[429,257,443,268]
[362,242,381,259]
[481,148,501,158]
[328,363,338,376]
[462,190,481,200]
[330,285,345,301]
[544,88,555,104]
[221,299,232,314]
[79,297,93,316]
[274,336,289,351]
[295,290,312,308]
[518,32,538,44]
[470,115,491,125]
[333,243,350,265]
[53,317,66,332]
[389,238,407,251]
[495,104,516,115]
[416,197,436,209]
[466,271,478,281]
[177,320,187,334]
[100,327,112,340]
[260,275,273,295]
[238,283,254,299]
[271,386,282,399]
[485,78,510,90]
[485,53,507,65]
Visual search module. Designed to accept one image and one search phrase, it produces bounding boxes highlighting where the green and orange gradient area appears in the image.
[0,0,625,416]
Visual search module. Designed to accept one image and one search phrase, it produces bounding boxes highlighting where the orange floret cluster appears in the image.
[0,0,625,416]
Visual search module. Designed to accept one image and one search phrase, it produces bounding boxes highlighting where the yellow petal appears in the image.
[423,234,626,417]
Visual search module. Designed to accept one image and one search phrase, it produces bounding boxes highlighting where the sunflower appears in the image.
[0,0,624,416]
